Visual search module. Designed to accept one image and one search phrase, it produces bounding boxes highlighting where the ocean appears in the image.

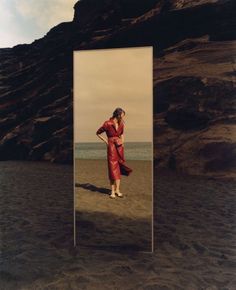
[74,142,152,160]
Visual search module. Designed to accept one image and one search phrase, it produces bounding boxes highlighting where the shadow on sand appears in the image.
[75,210,152,253]
[75,182,110,195]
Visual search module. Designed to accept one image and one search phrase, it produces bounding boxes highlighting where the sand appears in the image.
[75,159,153,252]
[0,160,236,289]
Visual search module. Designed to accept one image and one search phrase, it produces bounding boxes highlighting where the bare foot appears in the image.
[110,191,116,198]
[115,191,123,198]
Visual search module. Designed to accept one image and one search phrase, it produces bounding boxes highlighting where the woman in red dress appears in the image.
[96,108,132,198]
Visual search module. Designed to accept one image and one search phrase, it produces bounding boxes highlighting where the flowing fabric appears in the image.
[96,118,133,181]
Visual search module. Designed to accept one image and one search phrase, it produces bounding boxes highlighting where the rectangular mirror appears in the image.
[74,47,153,252]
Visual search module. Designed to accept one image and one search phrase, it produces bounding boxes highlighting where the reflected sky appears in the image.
[74,47,153,142]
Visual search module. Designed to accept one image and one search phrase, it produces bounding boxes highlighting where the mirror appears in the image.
[74,47,153,252]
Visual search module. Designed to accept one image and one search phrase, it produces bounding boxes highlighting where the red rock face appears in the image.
[0,0,235,178]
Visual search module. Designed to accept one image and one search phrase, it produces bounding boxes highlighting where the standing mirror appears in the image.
[74,47,153,252]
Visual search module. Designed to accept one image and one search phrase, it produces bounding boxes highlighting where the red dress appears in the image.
[96,117,132,181]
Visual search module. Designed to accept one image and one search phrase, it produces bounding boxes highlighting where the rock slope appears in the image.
[0,0,235,178]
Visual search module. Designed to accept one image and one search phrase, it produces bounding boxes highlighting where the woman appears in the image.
[96,107,132,198]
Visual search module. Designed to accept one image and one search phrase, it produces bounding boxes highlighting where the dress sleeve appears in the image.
[96,121,107,134]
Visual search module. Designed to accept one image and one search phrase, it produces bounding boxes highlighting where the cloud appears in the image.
[0,0,78,48]
[15,0,77,29]
[0,1,16,47]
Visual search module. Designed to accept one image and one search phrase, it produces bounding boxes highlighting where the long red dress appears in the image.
[96,117,132,181]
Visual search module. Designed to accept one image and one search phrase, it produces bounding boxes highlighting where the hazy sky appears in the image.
[74,47,153,143]
[0,0,77,48]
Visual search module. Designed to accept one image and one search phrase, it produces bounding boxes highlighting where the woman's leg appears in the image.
[110,179,116,198]
[115,179,120,192]
[110,179,115,192]
[115,179,123,197]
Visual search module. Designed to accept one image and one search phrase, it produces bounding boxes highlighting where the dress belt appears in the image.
[108,136,121,140]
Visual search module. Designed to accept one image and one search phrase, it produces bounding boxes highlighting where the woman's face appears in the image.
[121,112,125,119]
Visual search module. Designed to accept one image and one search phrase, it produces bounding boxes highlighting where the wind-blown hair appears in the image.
[111,107,125,124]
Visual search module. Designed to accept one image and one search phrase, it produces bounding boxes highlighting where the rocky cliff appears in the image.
[0,0,235,178]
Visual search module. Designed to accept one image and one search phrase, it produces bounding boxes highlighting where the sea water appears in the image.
[74,142,152,160]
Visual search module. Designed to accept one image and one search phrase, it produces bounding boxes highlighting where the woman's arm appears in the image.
[120,134,124,145]
[96,121,108,145]
[96,133,108,145]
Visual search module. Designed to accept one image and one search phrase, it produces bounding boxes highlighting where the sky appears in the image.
[74,47,153,143]
[0,0,78,48]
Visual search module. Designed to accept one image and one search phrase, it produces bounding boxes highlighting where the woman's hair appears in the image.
[112,107,125,124]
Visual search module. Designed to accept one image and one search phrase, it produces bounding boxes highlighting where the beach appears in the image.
[0,161,74,289]
[75,159,153,252]
[0,161,236,289]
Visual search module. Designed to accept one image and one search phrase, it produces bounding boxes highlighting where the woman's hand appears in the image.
[120,134,124,146]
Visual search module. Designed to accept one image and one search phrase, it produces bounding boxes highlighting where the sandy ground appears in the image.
[75,159,153,252]
[0,160,236,289]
